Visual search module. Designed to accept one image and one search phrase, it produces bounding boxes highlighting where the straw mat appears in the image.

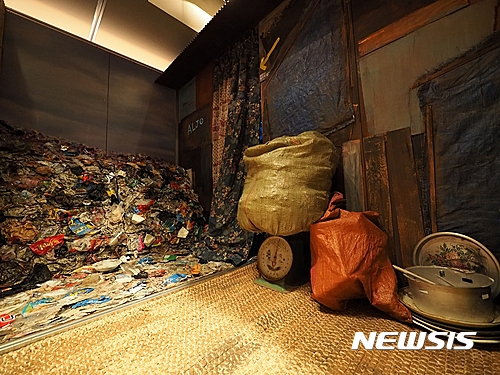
[1,263,499,374]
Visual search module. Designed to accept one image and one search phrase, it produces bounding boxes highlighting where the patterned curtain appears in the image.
[194,27,261,265]
[211,75,230,187]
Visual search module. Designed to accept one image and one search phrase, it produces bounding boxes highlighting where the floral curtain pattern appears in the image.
[211,77,231,187]
[194,27,261,265]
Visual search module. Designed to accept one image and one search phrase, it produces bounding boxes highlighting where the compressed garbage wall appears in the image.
[0,11,176,162]
[0,124,206,291]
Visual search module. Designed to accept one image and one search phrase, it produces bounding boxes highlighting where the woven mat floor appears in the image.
[1,263,499,375]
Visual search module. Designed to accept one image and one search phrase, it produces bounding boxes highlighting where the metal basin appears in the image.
[405,265,495,323]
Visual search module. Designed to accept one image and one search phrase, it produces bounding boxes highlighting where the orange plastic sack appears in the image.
[310,192,412,323]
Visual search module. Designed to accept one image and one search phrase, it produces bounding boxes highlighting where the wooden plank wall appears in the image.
[349,0,495,267]
[360,129,425,267]
[178,144,212,219]
[179,105,212,153]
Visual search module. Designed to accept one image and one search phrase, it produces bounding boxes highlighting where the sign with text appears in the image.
[179,105,211,152]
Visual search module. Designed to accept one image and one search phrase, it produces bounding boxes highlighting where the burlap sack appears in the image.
[310,192,412,323]
[237,131,338,236]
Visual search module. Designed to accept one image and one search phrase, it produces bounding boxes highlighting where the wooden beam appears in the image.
[358,0,469,57]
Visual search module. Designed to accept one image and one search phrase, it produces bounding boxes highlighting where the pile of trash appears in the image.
[0,253,232,343]
[0,122,234,343]
[0,122,206,285]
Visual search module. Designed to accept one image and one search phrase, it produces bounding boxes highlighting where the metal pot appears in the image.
[404,265,495,323]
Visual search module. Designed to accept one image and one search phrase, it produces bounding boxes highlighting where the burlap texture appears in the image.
[237,131,339,236]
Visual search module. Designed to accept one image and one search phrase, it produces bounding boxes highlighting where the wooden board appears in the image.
[358,0,468,57]
[386,128,425,268]
[411,133,432,236]
[352,0,437,43]
[179,105,212,152]
[178,144,213,219]
[342,140,365,212]
[196,63,214,109]
[363,134,396,261]
[411,31,500,89]
[178,77,196,121]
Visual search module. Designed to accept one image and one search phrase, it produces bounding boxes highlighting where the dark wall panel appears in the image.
[0,12,176,161]
[178,144,212,219]
[107,55,176,161]
[0,12,108,149]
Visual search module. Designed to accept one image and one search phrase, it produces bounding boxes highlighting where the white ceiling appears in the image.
[4,0,225,71]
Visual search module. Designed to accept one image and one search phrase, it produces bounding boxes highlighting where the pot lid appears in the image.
[413,232,500,298]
